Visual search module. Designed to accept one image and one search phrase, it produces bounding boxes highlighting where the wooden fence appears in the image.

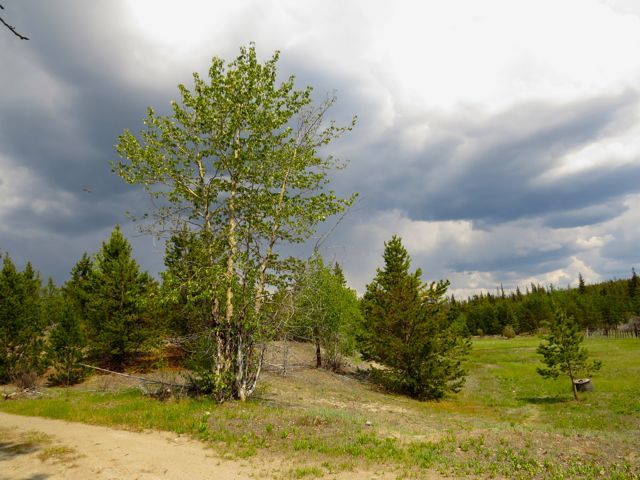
[585,324,640,338]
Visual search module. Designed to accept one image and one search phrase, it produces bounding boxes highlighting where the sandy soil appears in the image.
[0,412,406,480]
[0,412,268,480]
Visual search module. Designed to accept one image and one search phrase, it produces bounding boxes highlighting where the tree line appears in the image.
[454,271,639,337]
[0,226,158,386]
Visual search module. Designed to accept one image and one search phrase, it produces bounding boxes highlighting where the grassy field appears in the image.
[0,337,638,479]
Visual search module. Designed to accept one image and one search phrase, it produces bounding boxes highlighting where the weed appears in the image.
[288,466,324,478]
[37,445,80,463]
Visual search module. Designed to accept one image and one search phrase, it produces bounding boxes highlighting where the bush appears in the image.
[502,325,516,339]
[14,371,39,390]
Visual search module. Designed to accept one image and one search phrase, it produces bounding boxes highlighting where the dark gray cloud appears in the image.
[2,0,640,296]
[338,91,640,227]
[0,1,167,279]
[448,244,574,275]
[543,202,629,228]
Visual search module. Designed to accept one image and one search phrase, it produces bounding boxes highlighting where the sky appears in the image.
[2,0,640,297]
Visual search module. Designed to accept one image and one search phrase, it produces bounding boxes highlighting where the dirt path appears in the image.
[0,412,269,480]
[0,413,409,480]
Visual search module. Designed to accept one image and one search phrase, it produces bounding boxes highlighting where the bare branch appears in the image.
[0,5,29,40]
[78,363,187,389]
[313,197,357,251]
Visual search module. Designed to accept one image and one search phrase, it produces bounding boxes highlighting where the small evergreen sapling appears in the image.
[537,304,602,400]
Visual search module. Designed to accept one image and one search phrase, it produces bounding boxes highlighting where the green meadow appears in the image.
[1,337,638,479]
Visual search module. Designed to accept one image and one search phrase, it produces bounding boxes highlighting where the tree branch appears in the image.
[78,363,186,388]
[0,5,29,40]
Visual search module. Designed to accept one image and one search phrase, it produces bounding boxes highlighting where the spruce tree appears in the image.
[46,291,87,385]
[87,226,157,369]
[0,255,45,384]
[161,229,214,336]
[64,252,94,320]
[629,268,638,298]
[628,268,639,315]
[361,236,470,400]
[578,273,586,295]
[333,262,347,286]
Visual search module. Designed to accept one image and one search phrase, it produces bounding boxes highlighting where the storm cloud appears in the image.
[2,0,640,296]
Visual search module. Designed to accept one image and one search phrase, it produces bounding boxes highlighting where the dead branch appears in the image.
[78,363,185,389]
[0,4,29,40]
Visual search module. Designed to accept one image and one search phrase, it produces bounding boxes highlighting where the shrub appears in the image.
[502,325,516,339]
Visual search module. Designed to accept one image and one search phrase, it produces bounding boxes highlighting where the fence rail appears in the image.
[585,325,640,338]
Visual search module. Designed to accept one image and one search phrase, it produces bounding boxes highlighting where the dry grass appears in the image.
[0,338,638,479]
[37,444,81,463]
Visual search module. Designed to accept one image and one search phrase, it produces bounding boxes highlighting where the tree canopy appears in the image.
[114,44,356,400]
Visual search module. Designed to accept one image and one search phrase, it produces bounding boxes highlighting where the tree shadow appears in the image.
[0,442,51,480]
[0,440,40,461]
[0,475,50,480]
[518,395,567,405]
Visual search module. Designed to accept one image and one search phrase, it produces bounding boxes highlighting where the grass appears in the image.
[0,337,638,479]
[37,444,80,463]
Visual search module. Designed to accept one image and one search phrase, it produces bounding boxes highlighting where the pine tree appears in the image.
[537,304,601,400]
[360,236,470,400]
[86,226,157,369]
[578,273,586,295]
[0,255,45,384]
[46,291,86,386]
[64,252,94,320]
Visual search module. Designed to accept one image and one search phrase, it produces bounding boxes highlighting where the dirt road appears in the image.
[0,412,266,480]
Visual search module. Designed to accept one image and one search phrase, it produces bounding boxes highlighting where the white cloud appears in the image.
[120,1,640,111]
[329,195,640,297]
[3,0,640,297]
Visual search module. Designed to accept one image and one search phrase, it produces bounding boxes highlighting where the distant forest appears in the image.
[453,271,640,336]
